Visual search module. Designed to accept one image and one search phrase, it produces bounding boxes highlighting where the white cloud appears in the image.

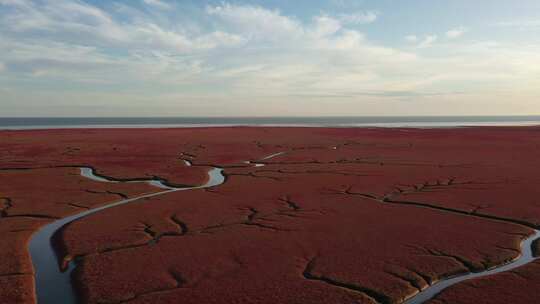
[1,1,540,116]
[330,0,366,10]
[142,0,171,10]
[446,27,467,39]
[405,35,418,43]
[0,0,31,7]
[0,0,243,53]
[328,30,366,49]
[338,11,378,24]
[206,3,304,42]
[495,20,540,29]
[0,62,5,72]
[311,15,342,37]
[417,35,438,48]
[195,31,246,49]
[1,0,130,42]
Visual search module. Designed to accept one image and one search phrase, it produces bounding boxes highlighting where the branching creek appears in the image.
[26,151,540,304]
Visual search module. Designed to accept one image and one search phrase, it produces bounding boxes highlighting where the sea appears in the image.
[0,116,539,130]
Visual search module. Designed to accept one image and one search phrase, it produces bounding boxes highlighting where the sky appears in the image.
[1,0,540,117]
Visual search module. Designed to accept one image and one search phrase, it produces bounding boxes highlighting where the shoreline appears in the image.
[1,123,540,131]
[1,116,540,130]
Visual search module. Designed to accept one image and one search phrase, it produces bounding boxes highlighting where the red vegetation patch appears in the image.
[0,275,35,304]
[428,260,540,304]
[0,167,160,303]
[1,127,540,304]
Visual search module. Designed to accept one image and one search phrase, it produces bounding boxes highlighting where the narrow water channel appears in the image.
[28,151,540,304]
[404,229,540,304]
[29,166,224,304]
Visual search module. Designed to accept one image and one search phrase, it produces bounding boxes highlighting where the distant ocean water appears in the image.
[1,116,540,130]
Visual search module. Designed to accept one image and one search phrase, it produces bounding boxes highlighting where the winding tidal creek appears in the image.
[27,153,540,304]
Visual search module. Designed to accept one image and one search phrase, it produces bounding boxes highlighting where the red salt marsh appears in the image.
[1,126,540,304]
[0,167,160,304]
[427,260,540,304]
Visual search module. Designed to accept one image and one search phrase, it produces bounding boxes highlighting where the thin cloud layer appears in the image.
[0,0,539,116]
[142,0,171,10]
[446,27,467,39]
